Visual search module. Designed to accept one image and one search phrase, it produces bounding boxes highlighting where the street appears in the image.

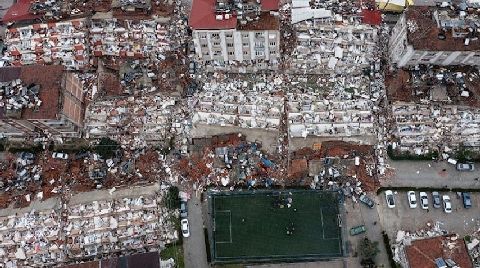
[183,193,209,268]
[384,160,479,188]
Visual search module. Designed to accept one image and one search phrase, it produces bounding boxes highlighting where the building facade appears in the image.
[189,0,281,72]
[389,6,480,67]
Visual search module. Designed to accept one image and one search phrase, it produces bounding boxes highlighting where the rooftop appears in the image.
[406,6,480,51]
[188,0,238,30]
[406,235,473,268]
[0,65,64,120]
[61,252,160,268]
[237,12,280,31]
[2,0,40,23]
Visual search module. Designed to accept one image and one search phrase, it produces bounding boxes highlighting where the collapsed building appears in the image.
[0,187,178,267]
[3,19,89,70]
[188,0,281,72]
[0,65,86,141]
[192,79,284,130]
[89,18,169,61]
[289,0,380,75]
[389,5,480,67]
[387,66,480,152]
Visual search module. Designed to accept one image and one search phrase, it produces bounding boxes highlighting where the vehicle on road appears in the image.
[442,195,452,213]
[181,219,190,238]
[407,191,417,208]
[456,163,475,171]
[188,61,196,74]
[419,192,428,210]
[385,190,395,208]
[432,192,441,208]
[359,194,375,208]
[462,192,472,208]
[180,200,188,218]
[350,225,366,236]
[52,152,68,160]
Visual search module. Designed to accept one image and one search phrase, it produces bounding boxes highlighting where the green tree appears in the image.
[164,186,180,210]
[359,237,380,267]
[94,137,120,159]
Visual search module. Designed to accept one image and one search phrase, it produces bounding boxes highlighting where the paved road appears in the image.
[378,190,480,238]
[183,193,209,268]
[384,160,479,188]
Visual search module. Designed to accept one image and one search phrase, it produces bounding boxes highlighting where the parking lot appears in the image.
[377,190,480,238]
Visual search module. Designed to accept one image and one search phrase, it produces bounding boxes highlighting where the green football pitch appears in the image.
[210,190,343,262]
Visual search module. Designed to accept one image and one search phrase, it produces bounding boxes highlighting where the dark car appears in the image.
[74,151,90,160]
[462,192,472,208]
[432,192,441,208]
[359,194,375,208]
[180,201,188,218]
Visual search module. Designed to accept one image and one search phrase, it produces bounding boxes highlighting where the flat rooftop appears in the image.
[0,65,63,120]
[406,6,480,51]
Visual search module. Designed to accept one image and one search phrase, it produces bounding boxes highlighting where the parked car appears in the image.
[462,192,472,208]
[181,218,190,238]
[408,191,417,208]
[180,201,188,218]
[52,152,68,160]
[442,195,452,213]
[359,194,375,208]
[74,151,89,160]
[419,192,428,210]
[350,225,367,236]
[19,152,34,160]
[188,61,196,74]
[456,163,474,171]
[385,190,395,208]
[432,192,441,208]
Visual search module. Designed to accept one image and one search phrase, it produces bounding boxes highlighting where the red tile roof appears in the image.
[189,0,237,30]
[261,0,279,11]
[2,0,41,23]
[361,9,382,25]
[406,235,473,268]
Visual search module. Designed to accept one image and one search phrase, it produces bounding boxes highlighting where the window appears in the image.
[243,43,249,47]
[199,33,207,39]
[227,43,234,47]
[255,51,264,56]
[201,44,207,48]
[225,33,233,38]
[255,32,264,38]
[243,51,248,55]
[270,50,276,54]
[228,51,234,55]
[211,33,219,38]
[213,42,220,46]
[269,42,276,46]
[242,33,249,38]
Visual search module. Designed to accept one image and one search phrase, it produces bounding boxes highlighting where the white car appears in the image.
[419,192,428,210]
[385,190,395,208]
[52,152,69,160]
[443,195,452,213]
[181,218,190,238]
[407,191,417,208]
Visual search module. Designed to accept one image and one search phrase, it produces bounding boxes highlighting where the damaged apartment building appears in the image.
[0,65,87,141]
[387,66,480,153]
[289,0,380,74]
[188,0,281,72]
[192,79,284,130]
[389,4,480,67]
[3,19,89,70]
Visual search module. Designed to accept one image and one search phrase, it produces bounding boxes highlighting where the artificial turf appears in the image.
[210,190,343,262]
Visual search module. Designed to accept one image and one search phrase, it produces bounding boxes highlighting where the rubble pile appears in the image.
[390,103,480,153]
[0,188,177,267]
[64,195,176,259]
[0,210,64,267]
[289,0,379,74]
[84,95,189,147]
[4,19,89,70]
[0,80,42,113]
[193,80,284,130]
[90,19,169,61]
